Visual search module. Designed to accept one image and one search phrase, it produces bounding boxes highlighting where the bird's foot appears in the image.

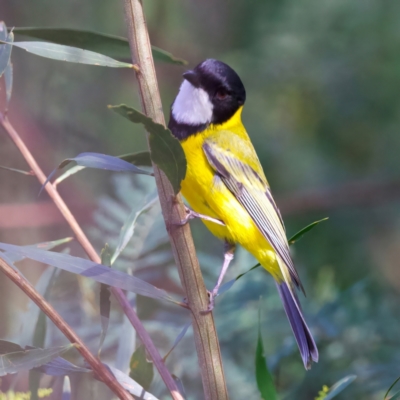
[177,206,225,227]
[201,289,218,314]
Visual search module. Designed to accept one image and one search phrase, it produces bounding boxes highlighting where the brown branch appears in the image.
[0,114,183,400]
[122,1,228,399]
[0,257,133,400]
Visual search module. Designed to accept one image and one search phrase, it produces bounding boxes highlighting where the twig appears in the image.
[0,257,133,400]
[123,1,228,399]
[0,113,183,400]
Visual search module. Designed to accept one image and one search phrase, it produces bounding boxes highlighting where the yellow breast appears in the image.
[179,110,279,278]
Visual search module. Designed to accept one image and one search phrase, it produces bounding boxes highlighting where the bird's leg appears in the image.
[177,205,225,226]
[204,241,236,313]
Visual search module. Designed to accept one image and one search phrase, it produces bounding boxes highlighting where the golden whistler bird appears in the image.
[168,59,318,369]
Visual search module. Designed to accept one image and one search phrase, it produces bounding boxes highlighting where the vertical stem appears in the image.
[122,1,228,399]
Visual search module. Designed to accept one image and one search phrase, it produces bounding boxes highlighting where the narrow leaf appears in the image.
[119,151,152,167]
[385,376,400,400]
[172,375,187,399]
[98,244,112,356]
[323,375,357,400]
[110,105,187,194]
[107,364,159,399]
[38,357,90,376]
[0,243,178,304]
[0,165,33,175]
[288,217,329,245]
[163,322,191,361]
[1,40,134,68]
[220,219,329,295]
[129,345,154,391]
[0,344,73,376]
[12,27,187,65]
[4,61,13,106]
[41,152,153,194]
[54,152,152,187]
[111,194,158,264]
[3,237,72,265]
[0,29,13,78]
[255,306,278,400]
[54,165,85,187]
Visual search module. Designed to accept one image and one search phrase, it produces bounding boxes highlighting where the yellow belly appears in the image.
[180,131,281,280]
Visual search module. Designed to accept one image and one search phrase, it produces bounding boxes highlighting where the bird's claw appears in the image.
[201,289,218,314]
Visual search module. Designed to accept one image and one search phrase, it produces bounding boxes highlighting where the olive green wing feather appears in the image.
[203,131,303,291]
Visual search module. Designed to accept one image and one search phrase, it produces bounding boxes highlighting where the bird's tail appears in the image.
[276,281,319,369]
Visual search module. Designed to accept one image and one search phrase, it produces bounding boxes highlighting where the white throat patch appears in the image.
[172,80,213,125]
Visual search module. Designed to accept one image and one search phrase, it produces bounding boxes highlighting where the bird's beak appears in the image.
[183,70,200,88]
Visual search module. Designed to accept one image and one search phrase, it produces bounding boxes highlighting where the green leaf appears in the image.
[98,244,112,356]
[288,217,329,245]
[129,345,154,391]
[0,28,13,78]
[111,194,158,264]
[119,151,152,167]
[0,344,73,376]
[29,268,60,400]
[107,364,159,400]
[110,105,187,194]
[255,306,278,400]
[385,376,400,400]
[315,375,356,400]
[1,39,135,68]
[12,27,187,65]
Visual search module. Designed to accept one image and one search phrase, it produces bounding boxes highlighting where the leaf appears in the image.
[0,165,33,175]
[37,356,90,376]
[220,219,329,295]
[255,306,278,400]
[110,105,187,194]
[129,345,154,391]
[0,29,13,78]
[172,374,187,399]
[119,151,152,167]
[4,59,13,108]
[163,322,191,361]
[0,340,23,354]
[321,375,357,400]
[41,152,153,194]
[0,344,73,376]
[385,376,400,400]
[54,151,152,187]
[288,217,329,245]
[0,243,178,305]
[12,27,187,65]
[0,40,135,68]
[107,364,159,400]
[98,244,112,356]
[111,194,158,264]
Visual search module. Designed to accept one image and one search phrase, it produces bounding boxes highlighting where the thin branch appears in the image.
[122,1,228,399]
[0,113,183,400]
[0,257,133,400]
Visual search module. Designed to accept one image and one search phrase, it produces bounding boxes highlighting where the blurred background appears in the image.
[1,0,400,399]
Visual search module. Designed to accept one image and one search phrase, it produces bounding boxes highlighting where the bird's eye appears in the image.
[215,89,229,100]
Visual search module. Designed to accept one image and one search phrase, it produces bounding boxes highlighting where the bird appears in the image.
[168,59,318,369]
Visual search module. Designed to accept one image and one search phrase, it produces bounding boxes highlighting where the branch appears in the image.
[0,257,132,400]
[122,1,228,399]
[0,114,182,400]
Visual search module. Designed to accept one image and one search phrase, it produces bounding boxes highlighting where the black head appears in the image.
[169,59,246,139]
